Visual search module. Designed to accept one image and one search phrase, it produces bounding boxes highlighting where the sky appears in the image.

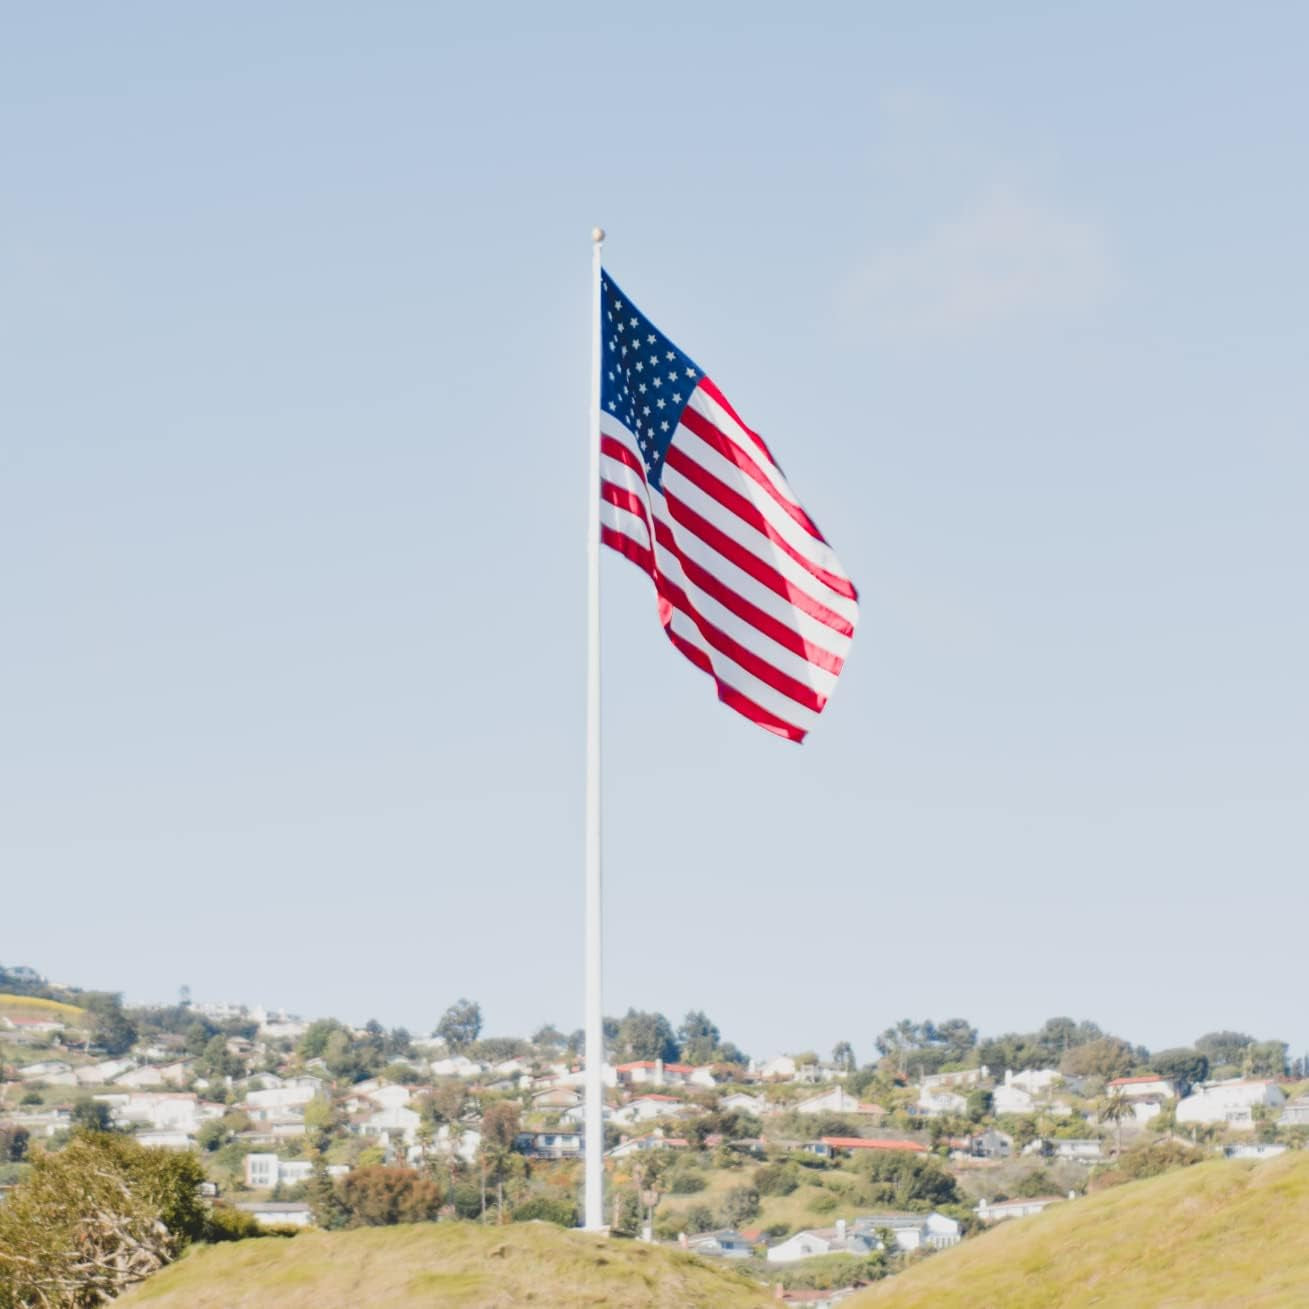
[2,3,1306,1066]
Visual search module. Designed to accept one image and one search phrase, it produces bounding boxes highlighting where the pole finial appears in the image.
[591,226,606,244]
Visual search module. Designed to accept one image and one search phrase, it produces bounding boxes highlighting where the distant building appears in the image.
[1176,1080,1286,1130]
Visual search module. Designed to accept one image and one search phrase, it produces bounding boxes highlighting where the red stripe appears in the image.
[601,525,655,577]
[651,518,845,677]
[664,444,857,602]
[655,572,827,713]
[661,492,855,638]
[601,481,651,530]
[697,376,778,467]
[664,629,806,744]
[600,434,645,478]
[679,403,827,543]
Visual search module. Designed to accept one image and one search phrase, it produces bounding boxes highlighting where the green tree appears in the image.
[1098,1091,1135,1156]
[1195,1031,1255,1070]
[71,1097,115,1133]
[82,992,139,1057]
[1060,1037,1137,1081]
[435,998,483,1052]
[478,1101,522,1222]
[1149,1047,1209,1095]
[1245,1040,1288,1078]
[0,1131,207,1306]
[677,1011,721,1065]
[612,1009,679,1062]
[966,1089,994,1123]
[832,1041,856,1073]
[718,1184,760,1228]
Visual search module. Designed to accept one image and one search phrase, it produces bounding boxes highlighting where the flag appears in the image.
[597,272,858,742]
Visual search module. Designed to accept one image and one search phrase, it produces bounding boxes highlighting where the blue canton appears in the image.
[600,271,703,491]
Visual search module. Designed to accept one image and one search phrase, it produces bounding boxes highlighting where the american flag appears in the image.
[597,272,859,742]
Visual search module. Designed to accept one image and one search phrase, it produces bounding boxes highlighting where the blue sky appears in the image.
[2,3,1305,1065]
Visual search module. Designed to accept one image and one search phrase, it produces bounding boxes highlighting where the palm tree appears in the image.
[1098,1091,1134,1156]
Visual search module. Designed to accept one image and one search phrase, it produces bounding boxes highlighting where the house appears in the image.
[819,1137,929,1156]
[234,1201,314,1229]
[607,1130,689,1159]
[1224,1142,1287,1160]
[135,1130,193,1149]
[245,1084,322,1114]
[720,1091,768,1116]
[685,1229,753,1259]
[1279,1100,1309,1127]
[755,1054,835,1083]
[967,1129,1013,1159]
[766,1220,877,1263]
[1003,1067,1062,1095]
[515,1130,582,1160]
[113,1061,193,1089]
[915,1088,968,1118]
[407,1124,480,1167]
[17,1060,73,1082]
[796,1087,880,1117]
[991,1083,1036,1115]
[977,1195,1065,1223]
[361,1104,422,1145]
[852,1211,962,1251]
[1176,1079,1286,1129]
[1021,1137,1102,1161]
[1107,1075,1176,1101]
[612,1094,692,1125]
[777,1290,861,1309]
[615,1060,714,1089]
[922,1067,990,1091]
[75,1059,136,1086]
[427,1056,486,1079]
[95,1092,221,1134]
[244,1153,347,1188]
[532,1086,583,1112]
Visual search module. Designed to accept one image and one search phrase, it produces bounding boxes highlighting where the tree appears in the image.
[854,1151,958,1209]
[532,1023,565,1051]
[875,1018,977,1079]
[1245,1040,1288,1079]
[718,1185,760,1227]
[677,1011,721,1065]
[832,1041,856,1073]
[1098,1091,1134,1156]
[1149,1047,1209,1095]
[297,1018,349,1061]
[435,998,483,1052]
[0,1125,28,1163]
[71,1097,115,1133]
[612,1009,678,1063]
[966,1089,994,1123]
[82,992,139,1057]
[1060,1037,1136,1081]
[479,1101,522,1222]
[0,1131,207,1306]
[338,1165,443,1226]
[384,1027,414,1059]
[1195,1031,1255,1070]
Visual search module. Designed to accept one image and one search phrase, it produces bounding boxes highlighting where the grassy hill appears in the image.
[851,1150,1309,1309]
[118,1220,775,1309]
[0,993,84,1023]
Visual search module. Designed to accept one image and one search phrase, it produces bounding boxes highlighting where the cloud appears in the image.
[850,187,1117,338]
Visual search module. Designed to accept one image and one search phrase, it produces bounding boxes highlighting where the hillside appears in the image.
[118,1220,774,1309]
[0,993,84,1023]
[851,1150,1309,1309]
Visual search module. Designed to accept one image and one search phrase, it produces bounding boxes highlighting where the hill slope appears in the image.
[119,1220,774,1309]
[852,1150,1309,1309]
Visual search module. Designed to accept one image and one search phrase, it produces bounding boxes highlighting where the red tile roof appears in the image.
[820,1136,928,1153]
[1108,1075,1171,1086]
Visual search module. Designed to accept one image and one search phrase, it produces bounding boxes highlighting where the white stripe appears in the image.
[600,451,648,502]
[650,493,852,656]
[601,499,650,552]
[653,534,839,698]
[662,605,819,732]
[660,460,860,627]
[673,424,850,583]
[685,385,807,518]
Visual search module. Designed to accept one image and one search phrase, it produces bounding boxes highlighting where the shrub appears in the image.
[808,1189,838,1214]
[683,1204,717,1233]
[753,1163,798,1196]
[205,1206,264,1242]
[511,1195,579,1227]
[668,1172,706,1195]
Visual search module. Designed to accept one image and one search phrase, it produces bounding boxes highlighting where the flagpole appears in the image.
[583,225,605,1231]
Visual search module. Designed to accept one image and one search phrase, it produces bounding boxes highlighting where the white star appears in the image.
[667,373,678,385]
[660,421,669,432]
[638,383,647,394]
[685,367,697,377]
[652,376,662,388]
[615,301,623,312]
[665,351,675,361]
[649,356,658,367]
[629,317,638,329]
[647,334,656,344]
[606,311,613,322]
[607,400,616,411]
[634,361,643,372]
[672,392,682,403]
[656,398,665,409]
[643,406,651,416]
[607,371,615,381]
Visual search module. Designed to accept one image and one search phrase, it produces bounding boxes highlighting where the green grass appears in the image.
[117,1221,775,1308]
[850,1150,1309,1309]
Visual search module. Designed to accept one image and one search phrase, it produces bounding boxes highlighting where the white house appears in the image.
[1004,1068,1062,1095]
[685,1229,753,1259]
[797,1087,877,1117]
[922,1067,990,1091]
[991,1083,1036,1115]
[916,1088,968,1118]
[1107,1075,1177,1101]
[1279,1100,1309,1127]
[243,1153,347,1188]
[977,1195,1065,1223]
[362,1104,421,1145]
[245,1084,321,1114]
[427,1055,485,1079]
[721,1092,767,1117]
[1176,1079,1286,1129]
[1224,1142,1287,1160]
[113,1061,193,1089]
[18,1060,72,1082]
[235,1201,314,1228]
[766,1220,876,1263]
[607,1130,689,1159]
[75,1059,137,1086]
[853,1211,962,1251]
[612,1094,692,1125]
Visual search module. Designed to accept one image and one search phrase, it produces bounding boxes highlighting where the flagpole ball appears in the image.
[592,226,605,243]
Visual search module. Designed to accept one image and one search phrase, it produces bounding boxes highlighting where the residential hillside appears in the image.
[116,1221,774,1309]
[850,1151,1309,1309]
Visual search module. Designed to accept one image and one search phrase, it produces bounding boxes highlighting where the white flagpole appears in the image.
[583,225,605,1231]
